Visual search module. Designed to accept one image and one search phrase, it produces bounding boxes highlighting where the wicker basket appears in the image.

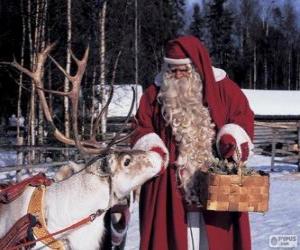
[204,171,269,212]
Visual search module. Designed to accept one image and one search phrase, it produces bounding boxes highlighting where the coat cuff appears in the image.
[110,207,130,246]
[132,132,169,169]
[216,124,254,162]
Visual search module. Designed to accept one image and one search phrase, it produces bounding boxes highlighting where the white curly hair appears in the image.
[157,64,215,204]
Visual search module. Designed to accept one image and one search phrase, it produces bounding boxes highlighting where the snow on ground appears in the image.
[0,151,16,167]
[1,152,299,250]
[0,150,17,182]
[248,155,300,250]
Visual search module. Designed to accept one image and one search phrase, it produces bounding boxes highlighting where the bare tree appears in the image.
[15,0,27,181]
[99,1,107,136]
[134,0,139,111]
[64,0,72,139]
[26,0,35,156]
[37,0,47,145]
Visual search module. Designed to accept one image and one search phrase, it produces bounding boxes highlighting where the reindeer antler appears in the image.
[7,44,135,155]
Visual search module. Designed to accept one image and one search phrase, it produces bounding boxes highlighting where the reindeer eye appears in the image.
[124,158,131,167]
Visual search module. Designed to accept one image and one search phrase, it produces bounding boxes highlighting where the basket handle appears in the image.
[235,146,244,186]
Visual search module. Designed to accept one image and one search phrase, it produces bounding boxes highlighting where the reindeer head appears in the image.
[109,150,160,199]
[85,149,160,199]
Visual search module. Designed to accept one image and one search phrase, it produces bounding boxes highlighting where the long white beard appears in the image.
[158,69,215,205]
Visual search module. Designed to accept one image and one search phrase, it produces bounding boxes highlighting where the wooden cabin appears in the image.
[243,89,300,171]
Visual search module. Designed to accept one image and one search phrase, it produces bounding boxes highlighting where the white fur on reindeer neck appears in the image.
[43,166,110,249]
[157,66,215,204]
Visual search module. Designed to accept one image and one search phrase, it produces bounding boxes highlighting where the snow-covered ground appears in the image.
[248,155,300,250]
[1,152,299,250]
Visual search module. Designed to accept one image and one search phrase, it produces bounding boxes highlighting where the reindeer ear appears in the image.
[54,162,79,181]
[68,161,85,172]
[86,157,112,176]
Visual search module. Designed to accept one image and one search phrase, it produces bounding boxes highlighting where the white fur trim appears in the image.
[212,67,227,82]
[164,57,192,65]
[132,132,169,168]
[216,124,254,162]
[154,66,227,87]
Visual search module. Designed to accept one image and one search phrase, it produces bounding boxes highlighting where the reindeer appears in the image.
[0,45,163,249]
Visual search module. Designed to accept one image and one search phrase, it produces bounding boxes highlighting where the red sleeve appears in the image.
[219,78,255,140]
[130,85,157,146]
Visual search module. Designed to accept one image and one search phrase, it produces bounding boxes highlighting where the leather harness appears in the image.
[28,185,65,249]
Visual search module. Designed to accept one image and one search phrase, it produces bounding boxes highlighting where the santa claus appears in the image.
[131,36,254,250]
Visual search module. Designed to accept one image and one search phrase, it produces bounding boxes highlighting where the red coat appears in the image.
[131,77,254,250]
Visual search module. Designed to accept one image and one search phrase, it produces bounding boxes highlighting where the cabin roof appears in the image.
[242,89,300,120]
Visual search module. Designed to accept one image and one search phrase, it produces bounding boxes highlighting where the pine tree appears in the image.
[189,3,205,41]
[206,0,234,70]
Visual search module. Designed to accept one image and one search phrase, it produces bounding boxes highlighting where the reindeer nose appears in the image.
[100,156,111,174]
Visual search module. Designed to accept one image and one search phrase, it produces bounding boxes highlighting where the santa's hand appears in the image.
[148,147,167,175]
[132,133,169,176]
[216,124,253,162]
[218,134,249,161]
[219,134,236,159]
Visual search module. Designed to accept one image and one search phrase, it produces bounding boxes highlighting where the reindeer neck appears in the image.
[44,172,110,230]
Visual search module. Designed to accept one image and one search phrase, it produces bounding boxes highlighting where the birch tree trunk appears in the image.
[16,0,26,181]
[288,50,291,90]
[64,0,72,138]
[263,21,268,89]
[38,0,47,145]
[253,44,257,89]
[32,0,43,162]
[27,0,36,163]
[81,76,87,136]
[99,1,107,136]
[90,65,97,136]
[134,0,139,110]
[47,27,53,114]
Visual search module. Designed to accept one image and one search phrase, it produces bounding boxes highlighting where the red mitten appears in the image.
[217,124,253,162]
[219,134,236,159]
[219,134,250,161]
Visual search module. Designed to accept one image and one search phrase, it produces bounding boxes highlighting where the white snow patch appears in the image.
[94,84,143,117]
[0,151,16,167]
[242,89,300,116]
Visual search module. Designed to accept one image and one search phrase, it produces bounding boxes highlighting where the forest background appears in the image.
[0,0,299,147]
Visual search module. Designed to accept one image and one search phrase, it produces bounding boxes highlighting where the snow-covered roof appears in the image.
[242,89,300,117]
[107,87,300,118]
[107,84,143,117]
